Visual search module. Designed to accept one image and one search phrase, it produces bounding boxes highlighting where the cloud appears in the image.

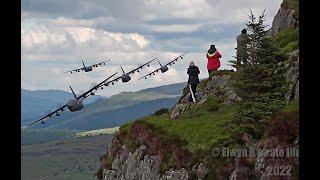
[21,0,282,96]
[21,23,150,63]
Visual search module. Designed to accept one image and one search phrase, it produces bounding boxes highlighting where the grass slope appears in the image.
[117,94,239,172]
[140,97,238,153]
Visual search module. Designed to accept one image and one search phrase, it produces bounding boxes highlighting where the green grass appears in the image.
[283,0,299,17]
[282,100,299,112]
[121,96,238,154]
[273,27,299,56]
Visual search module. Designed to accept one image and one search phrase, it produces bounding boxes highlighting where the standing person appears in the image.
[206,45,222,76]
[236,29,249,67]
[187,61,200,102]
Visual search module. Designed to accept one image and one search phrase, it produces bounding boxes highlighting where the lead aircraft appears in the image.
[28,72,118,126]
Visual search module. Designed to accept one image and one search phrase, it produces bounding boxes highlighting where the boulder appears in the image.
[285,50,299,102]
[271,2,298,36]
[169,74,241,119]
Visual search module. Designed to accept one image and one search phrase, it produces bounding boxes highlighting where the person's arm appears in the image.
[217,51,222,58]
[187,68,190,75]
[197,67,200,74]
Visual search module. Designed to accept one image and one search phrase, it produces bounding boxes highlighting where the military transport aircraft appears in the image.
[99,58,157,87]
[138,52,187,80]
[28,72,118,126]
[65,60,111,74]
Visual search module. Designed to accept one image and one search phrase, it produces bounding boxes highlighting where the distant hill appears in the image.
[21,89,104,123]
[139,82,186,95]
[23,82,186,130]
[30,97,179,130]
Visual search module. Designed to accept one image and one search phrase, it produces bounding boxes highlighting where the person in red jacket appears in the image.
[206,45,222,75]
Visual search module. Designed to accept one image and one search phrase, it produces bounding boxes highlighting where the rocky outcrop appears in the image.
[271,2,298,36]
[170,74,241,119]
[102,145,208,180]
[103,145,161,180]
[285,50,299,101]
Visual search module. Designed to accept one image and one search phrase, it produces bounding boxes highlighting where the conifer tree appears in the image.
[230,10,287,139]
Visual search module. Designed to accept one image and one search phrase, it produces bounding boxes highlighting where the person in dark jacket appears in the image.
[236,29,249,68]
[206,45,222,76]
[187,61,200,102]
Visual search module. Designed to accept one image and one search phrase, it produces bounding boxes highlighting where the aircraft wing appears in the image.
[77,72,118,100]
[28,104,67,126]
[126,58,157,75]
[98,75,123,87]
[91,60,111,67]
[64,67,85,74]
[138,67,162,80]
[163,52,188,67]
[138,53,187,80]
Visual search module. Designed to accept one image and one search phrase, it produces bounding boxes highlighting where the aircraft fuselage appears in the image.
[160,66,169,73]
[66,99,84,112]
[121,74,131,82]
[84,66,93,72]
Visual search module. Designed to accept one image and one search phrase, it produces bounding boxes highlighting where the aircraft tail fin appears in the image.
[157,58,162,67]
[120,65,125,74]
[82,60,86,68]
[69,85,77,99]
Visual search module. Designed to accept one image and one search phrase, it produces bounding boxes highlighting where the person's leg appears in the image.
[191,84,197,100]
[188,85,193,102]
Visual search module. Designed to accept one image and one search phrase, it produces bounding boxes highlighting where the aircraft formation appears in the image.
[28,53,187,126]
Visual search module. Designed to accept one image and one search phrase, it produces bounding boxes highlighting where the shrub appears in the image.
[281,40,299,54]
[283,0,299,17]
[266,110,299,144]
[274,28,299,48]
[209,104,220,112]
[154,108,169,116]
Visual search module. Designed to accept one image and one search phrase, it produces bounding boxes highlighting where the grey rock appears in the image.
[170,103,190,119]
[103,145,167,180]
[271,3,298,36]
[161,168,189,180]
[196,163,209,179]
[169,74,241,119]
[285,50,299,102]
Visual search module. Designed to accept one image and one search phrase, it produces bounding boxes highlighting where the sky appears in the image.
[21,0,282,97]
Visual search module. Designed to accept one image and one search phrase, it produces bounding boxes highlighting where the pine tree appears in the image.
[229,10,287,139]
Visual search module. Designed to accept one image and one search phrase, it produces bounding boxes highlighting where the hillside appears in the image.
[32,97,179,130]
[25,82,186,130]
[21,89,104,123]
[96,1,299,179]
